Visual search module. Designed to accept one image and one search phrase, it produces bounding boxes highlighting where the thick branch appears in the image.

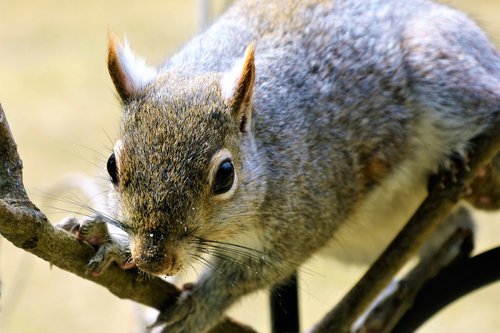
[0,103,256,333]
[312,120,500,332]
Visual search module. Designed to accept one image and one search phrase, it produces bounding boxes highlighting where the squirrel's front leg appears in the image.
[154,272,230,333]
[155,251,294,333]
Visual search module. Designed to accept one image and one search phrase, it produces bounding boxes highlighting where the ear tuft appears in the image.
[108,34,157,102]
[221,43,256,132]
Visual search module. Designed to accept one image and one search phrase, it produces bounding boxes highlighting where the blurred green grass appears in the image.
[0,1,498,332]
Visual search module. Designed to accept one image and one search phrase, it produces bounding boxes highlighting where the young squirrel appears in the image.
[60,0,500,331]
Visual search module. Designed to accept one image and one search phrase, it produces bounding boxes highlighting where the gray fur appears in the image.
[101,0,500,331]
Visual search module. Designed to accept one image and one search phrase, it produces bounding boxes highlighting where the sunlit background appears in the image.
[0,1,499,332]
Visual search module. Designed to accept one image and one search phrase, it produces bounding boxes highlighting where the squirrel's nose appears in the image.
[134,250,179,276]
[132,236,180,275]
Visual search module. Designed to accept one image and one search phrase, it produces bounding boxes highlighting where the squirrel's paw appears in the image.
[463,154,500,210]
[430,151,500,210]
[56,216,134,275]
[153,285,213,333]
[428,152,469,192]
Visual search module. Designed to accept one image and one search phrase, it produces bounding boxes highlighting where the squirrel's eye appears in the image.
[213,159,234,195]
[107,153,119,185]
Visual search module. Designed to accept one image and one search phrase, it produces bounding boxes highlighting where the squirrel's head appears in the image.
[106,36,265,276]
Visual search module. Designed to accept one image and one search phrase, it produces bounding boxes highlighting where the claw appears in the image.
[181,282,195,291]
[428,152,469,193]
[55,215,133,275]
[463,154,500,210]
[56,217,81,234]
[120,260,137,269]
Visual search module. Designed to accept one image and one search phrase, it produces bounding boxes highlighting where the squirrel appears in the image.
[57,0,500,332]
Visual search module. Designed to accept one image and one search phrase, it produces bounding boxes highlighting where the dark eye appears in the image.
[213,159,234,195]
[107,153,119,185]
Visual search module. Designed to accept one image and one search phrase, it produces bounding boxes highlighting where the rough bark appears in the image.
[0,103,256,333]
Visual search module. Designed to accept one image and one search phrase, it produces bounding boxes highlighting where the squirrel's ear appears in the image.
[221,43,255,133]
[108,35,157,102]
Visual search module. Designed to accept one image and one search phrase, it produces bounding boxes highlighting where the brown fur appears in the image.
[107,36,133,101]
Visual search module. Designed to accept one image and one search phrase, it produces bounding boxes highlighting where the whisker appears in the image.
[195,241,286,278]
[74,143,110,160]
[208,251,247,268]
[61,150,104,169]
[201,243,265,265]
[194,236,319,278]
[191,255,218,274]
[47,201,130,233]
[102,128,116,148]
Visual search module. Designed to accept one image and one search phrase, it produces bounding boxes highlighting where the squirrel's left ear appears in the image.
[221,43,255,133]
[108,35,157,102]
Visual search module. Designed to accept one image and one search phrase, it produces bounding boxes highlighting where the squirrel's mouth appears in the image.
[131,239,183,276]
[133,250,182,276]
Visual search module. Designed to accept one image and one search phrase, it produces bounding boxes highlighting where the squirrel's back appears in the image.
[166,0,496,164]
[161,0,500,261]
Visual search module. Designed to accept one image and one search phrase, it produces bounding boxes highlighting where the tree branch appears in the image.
[0,103,256,333]
[311,119,500,333]
[391,246,500,332]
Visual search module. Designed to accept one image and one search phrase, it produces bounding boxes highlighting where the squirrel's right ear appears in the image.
[221,43,256,133]
[108,35,157,102]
